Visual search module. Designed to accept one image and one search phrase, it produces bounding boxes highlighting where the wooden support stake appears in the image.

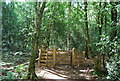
[72,48,75,67]
[38,49,42,67]
[53,49,56,66]
[46,50,48,66]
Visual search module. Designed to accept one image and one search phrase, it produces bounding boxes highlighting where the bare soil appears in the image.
[35,59,99,81]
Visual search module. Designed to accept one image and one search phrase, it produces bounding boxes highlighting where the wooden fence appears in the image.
[38,48,85,67]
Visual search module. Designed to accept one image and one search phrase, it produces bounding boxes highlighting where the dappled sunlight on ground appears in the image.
[35,59,98,81]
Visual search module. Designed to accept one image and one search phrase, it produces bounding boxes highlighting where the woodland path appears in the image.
[35,59,98,81]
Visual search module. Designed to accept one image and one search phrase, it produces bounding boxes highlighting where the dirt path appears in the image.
[35,59,98,81]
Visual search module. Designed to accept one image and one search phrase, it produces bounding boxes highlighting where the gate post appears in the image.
[38,49,41,67]
[53,49,56,66]
[72,48,75,67]
[46,49,48,66]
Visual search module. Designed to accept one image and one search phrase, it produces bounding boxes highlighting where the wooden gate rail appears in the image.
[38,48,85,67]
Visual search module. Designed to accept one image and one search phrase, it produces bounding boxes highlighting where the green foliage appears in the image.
[96,35,118,56]
[95,35,119,80]
[14,65,28,79]
[0,63,28,79]
[2,2,34,52]
[0,71,16,79]
[1,1,119,80]
[106,54,120,81]
[2,52,30,66]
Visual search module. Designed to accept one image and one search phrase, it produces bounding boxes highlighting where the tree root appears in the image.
[26,72,38,80]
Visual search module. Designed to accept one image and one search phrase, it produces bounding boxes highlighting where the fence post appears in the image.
[38,49,41,67]
[46,49,48,66]
[53,48,56,66]
[72,48,75,67]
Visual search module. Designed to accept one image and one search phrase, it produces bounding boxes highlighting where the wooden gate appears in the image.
[56,50,71,65]
[38,48,85,67]
[38,49,55,66]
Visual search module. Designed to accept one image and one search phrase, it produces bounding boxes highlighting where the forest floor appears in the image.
[35,59,99,81]
[1,52,100,80]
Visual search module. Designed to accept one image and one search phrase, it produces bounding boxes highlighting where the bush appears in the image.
[95,35,119,80]
[0,62,28,79]
[106,54,120,81]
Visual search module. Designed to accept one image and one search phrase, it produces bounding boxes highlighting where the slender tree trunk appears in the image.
[97,3,102,70]
[94,2,103,75]
[98,2,102,41]
[84,2,90,59]
[110,2,117,40]
[103,2,107,70]
[45,26,50,49]
[104,2,107,34]
[27,2,46,79]
[67,2,71,50]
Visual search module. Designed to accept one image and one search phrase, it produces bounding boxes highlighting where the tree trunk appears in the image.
[27,34,38,79]
[110,2,118,40]
[94,2,102,75]
[67,2,71,50]
[103,2,107,71]
[98,2,102,41]
[84,2,90,59]
[27,2,46,79]
[104,2,107,33]
[45,26,50,49]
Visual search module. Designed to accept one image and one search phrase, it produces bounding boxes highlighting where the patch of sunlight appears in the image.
[36,69,67,79]
[79,70,87,73]
[79,69,94,73]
